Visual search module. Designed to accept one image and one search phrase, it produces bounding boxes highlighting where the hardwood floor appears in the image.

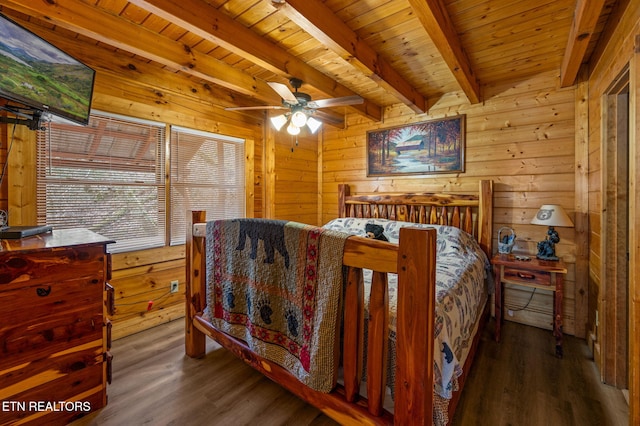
[71,319,628,426]
[451,322,629,426]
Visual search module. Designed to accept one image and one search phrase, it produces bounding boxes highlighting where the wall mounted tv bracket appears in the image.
[0,105,46,131]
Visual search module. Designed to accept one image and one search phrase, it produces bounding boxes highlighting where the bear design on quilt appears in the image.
[234,219,290,268]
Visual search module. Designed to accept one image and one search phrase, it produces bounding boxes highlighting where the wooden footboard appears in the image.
[186,212,436,425]
[338,179,494,422]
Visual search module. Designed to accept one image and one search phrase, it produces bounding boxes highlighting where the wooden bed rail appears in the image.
[185,211,436,425]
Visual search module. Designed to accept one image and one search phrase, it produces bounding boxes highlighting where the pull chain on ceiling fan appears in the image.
[225,78,363,134]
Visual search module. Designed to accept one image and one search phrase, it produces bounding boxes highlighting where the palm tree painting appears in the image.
[367,115,465,176]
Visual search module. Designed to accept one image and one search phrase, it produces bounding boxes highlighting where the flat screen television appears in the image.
[0,13,95,126]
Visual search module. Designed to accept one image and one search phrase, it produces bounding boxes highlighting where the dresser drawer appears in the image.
[0,246,107,292]
[0,278,102,324]
[0,310,103,369]
[0,361,105,426]
[0,341,104,393]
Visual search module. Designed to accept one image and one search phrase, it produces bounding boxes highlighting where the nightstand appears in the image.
[492,253,568,357]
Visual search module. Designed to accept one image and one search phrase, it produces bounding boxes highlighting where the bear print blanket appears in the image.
[204,219,349,392]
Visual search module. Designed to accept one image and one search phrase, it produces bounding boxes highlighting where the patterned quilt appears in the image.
[322,218,490,403]
[203,219,349,393]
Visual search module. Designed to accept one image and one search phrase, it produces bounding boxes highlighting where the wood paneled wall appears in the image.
[272,132,320,225]
[321,69,582,337]
[585,1,640,421]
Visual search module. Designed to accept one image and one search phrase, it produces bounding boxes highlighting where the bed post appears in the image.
[338,183,350,217]
[186,210,207,358]
[478,180,494,257]
[394,227,437,425]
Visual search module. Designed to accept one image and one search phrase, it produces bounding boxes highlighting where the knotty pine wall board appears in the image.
[321,69,579,336]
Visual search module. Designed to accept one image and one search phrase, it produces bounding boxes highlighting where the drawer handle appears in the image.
[517,272,535,280]
[36,286,52,297]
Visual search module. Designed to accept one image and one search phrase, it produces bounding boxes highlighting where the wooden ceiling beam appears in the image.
[271,0,426,114]
[560,0,608,87]
[128,0,382,122]
[5,11,255,112]
[1,0,283,108]
[406,0,481,104]
[1,12,263,127]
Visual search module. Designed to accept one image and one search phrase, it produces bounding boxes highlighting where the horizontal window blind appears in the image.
[170,126,245,245]
[37,112,166,252]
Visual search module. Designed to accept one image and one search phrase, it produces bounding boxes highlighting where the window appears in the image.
[170,126,245,245]
[37,112,166,252]
[36,114,245,252]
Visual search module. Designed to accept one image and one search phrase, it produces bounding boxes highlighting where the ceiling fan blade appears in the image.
[307,95,364,109]
[224,105,288,111]
[267,82,299,105]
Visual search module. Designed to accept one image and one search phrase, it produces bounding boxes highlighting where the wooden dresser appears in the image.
[0,229,114,425]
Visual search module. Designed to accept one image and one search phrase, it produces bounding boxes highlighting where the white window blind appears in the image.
[37,112,166,252]
[170,126,245,245]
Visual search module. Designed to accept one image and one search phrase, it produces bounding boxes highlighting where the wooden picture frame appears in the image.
[366,115,466,176]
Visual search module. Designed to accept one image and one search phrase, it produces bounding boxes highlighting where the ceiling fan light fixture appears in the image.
[286,122,300,135]
[290,110,307,127]
[270,114,288,131]
[307,116,322,134]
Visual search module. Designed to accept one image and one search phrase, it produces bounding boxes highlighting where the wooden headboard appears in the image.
[338,180,494,257]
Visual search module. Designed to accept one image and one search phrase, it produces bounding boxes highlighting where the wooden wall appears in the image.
[585,1,640,420]
[272,132,320,225]
[321,69,583,337]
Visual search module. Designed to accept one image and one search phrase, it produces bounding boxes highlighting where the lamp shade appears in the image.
[530,204,573,227]
[290,110,307,127]
[270,114,288,131]
[286,122,300,135]
[306,116,322,134]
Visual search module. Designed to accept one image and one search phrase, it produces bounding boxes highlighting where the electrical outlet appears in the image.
[170,280,179,293]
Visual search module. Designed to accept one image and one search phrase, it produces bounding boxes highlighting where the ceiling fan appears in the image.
[225,78,363,134]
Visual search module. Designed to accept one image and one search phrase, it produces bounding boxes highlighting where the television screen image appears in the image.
[0,13,95,125]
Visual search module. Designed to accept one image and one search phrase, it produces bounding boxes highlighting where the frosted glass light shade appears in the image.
[291,111,307,127]
[270,114,288,131]
[307,116,322,133]
[286,123,300,135]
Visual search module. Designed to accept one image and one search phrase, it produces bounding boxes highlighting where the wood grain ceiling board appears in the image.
[449,0,576,83]
[0,0,623,120]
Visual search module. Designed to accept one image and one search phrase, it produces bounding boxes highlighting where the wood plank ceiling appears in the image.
[0,0,620,126]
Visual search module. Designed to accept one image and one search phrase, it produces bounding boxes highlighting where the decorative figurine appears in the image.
[536,226,560,260]
[364,223,389,241]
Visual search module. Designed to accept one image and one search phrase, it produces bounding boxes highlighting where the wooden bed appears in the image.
[185,180,493,425]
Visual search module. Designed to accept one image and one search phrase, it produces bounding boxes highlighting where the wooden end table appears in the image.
[492,253,568,358]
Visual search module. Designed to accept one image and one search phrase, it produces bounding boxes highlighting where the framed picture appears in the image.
[366,115,465,176]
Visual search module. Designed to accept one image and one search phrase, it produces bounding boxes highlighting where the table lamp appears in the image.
[530,204,573,260]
